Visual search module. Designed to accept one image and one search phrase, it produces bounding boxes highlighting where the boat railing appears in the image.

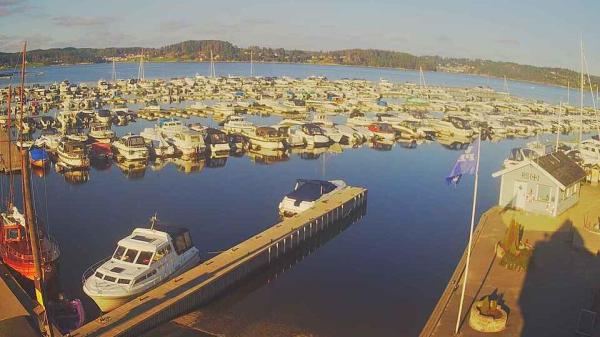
[1,235,60,263]
[81,256,111,285]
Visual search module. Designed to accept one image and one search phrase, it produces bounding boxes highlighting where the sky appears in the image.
[1,0,599,73]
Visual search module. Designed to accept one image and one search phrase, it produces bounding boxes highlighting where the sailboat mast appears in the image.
[556,102,561,150]
[18,41,53,337]
[112,59,116,83]
[580,39,584,144]
[6,85,14,207]
[250,49,253,77]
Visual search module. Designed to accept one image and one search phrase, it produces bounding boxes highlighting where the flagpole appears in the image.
[454,132,481,334]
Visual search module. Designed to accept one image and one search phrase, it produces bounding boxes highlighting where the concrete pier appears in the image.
[72,186,367,337]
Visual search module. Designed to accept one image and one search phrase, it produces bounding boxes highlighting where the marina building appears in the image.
[492,151,587,216]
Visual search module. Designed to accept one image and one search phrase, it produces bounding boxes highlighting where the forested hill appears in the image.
[0,40,597,87]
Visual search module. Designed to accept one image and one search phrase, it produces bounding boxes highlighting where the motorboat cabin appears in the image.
[113,134,149,161]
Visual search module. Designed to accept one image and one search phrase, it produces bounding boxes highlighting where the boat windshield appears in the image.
[449,118,471,130]
[210,133,227,143]
[125,136,146,147]
[113,246,126,260]
[303,124,323,135]
[113,245,140,263]
[135,251,154,265]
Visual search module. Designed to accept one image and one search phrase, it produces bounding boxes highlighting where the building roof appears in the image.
[492,151,586,189]
[533,151,586,187]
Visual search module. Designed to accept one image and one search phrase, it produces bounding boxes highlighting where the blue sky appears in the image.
[1,0,599,73]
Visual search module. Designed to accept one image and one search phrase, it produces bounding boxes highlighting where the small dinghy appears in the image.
[48,298,85,334]
[29,147,50,168]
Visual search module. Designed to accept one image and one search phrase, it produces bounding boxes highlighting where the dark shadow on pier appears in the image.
[142,205,367,337]
[518,220,600,337]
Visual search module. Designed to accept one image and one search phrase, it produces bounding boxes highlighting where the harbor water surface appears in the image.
[1,62,581,336]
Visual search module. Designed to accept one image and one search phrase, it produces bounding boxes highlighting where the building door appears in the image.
[513,181,528,209]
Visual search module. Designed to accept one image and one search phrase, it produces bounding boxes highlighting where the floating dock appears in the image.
[0,128,22,173]
[72,186,367,337]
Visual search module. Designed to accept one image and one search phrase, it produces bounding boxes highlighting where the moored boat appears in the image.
[0,206,60,280]
[82,217,200,312]
[113,134,149,161]
[278,179,347,217]
[57,139,90,169]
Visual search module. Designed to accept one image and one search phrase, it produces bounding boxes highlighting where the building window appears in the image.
[537,184,552,202]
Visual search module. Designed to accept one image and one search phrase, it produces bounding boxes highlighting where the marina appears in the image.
[0,59,599,337]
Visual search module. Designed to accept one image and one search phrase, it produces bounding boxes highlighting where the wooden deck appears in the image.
[0,128,22,173]
[0,263,40,337]
[420,184,600,337]
[72,186,367,337]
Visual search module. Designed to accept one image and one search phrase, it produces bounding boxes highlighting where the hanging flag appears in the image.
[446,138,480,185]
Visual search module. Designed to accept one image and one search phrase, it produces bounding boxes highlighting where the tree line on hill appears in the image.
[0,40,597,88]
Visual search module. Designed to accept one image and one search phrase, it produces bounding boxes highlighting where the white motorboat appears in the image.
[503,141,553,168]
[278,179,347,217]
[113,134,149,161]
[95,109,112,125]
[140,128,176,158]
[223,115,255,134]
[35,131,62,151]
[579,136,600,166]
[294,124,330,147]
[89,123,116,143]
[169,129,206,158]
[335,125,364,144]
[57,139,90,169]
[246,126,286,150]
[368,123,397,141]
[204,128,231,154]
[274,125,305,147]
[82,218,200,312]
[429,116,474,138]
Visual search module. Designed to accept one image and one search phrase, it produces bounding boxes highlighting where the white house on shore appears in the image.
[492,151,587,217]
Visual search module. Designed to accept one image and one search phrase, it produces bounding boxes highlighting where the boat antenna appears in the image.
[150,212,158,230]
[19,41,54,337]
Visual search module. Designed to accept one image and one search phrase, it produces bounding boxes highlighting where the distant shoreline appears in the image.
[0,59,575,92]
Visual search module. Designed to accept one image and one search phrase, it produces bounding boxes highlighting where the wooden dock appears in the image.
[71,186,367,337]
[0,128,22,173]
[0,263,41,337]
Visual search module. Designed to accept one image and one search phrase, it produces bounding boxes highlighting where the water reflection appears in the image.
[116,160,147,179]
[206,155,228,168]
[437,135,472,151]
[62,169,90,184]
[172,157,205,173]
[144,205,367,337]
[247,148,289,165]
[369,139,394,151]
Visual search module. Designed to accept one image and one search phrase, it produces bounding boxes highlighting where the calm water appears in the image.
[0,62,581,336]
[1,61,595,105]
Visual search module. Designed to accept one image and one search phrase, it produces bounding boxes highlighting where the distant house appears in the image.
[492,152,587,216]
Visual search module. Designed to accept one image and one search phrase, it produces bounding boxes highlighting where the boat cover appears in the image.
[286,179,337,203]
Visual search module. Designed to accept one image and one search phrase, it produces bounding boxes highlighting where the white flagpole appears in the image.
[455,133,481,334]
